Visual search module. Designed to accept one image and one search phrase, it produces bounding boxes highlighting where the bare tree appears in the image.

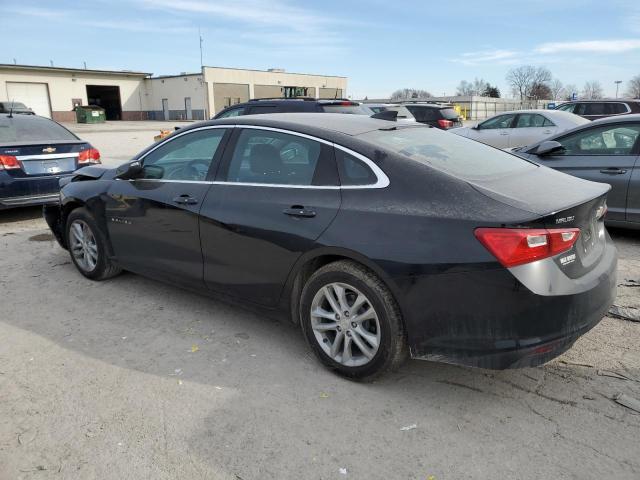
[626,75,640,99]
[549,79,566,100]
[582,81,604,100]
[456,78,489,96]
[390,88,432,100]
[456,80,474,96]
[506,66,552,99]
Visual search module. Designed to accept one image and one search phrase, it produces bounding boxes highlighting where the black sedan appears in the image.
[0,113,101,209]
[44,114,617,379]
[511,114,640,229]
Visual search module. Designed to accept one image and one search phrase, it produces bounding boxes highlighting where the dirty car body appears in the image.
[44,113,617,370]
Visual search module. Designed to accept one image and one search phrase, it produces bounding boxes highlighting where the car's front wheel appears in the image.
[300,260,407,380]
[66,207,122,280]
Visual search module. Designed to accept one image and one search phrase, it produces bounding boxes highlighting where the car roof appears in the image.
[402,103,451,109]
[558,99,640,103]
[591,113,640,124]
[199,112,403,136]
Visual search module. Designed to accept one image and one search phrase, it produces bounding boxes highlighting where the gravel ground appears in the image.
[0,122,639,479]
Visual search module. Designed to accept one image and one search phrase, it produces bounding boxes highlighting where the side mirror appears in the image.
[471,123,480,130]
[115,160,144,180]
[535,140,565,157]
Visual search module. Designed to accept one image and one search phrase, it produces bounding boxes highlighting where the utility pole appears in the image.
[199,28,204,68]
[614,80,622,98]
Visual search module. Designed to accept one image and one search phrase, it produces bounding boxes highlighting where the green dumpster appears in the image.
[75,105,106,123]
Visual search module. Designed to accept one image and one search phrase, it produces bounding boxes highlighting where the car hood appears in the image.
[449,127,470,137]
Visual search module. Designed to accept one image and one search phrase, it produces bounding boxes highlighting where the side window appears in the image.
[217,107,244,118]
[515,114,547,128]
[335,148,377,186]
[479,114,515,129]
[141,129,226,180]
[557,103,575,113]
[225,129,335,186]
[610,103,629,114]
[246,105,278,115]
[584,103,607,116]
[557,124,640,155]
[573,103,587,115]
[542,116,556,126]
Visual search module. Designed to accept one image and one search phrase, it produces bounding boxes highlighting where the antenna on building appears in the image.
[50,60,54,67]
[13,58,17,64]
[199,28,204,68]
[83,61,87,69]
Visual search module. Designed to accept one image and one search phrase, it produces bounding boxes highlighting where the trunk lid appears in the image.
[2,142,86,177]
[469,166,609,278]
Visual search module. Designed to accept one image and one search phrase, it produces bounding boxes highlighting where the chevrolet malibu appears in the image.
[43,114,617,380]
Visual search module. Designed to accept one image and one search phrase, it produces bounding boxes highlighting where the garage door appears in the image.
[6,82,52,118]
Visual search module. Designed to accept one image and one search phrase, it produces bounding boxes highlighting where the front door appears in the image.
[199,127,341,306]
[105,127,230,286]
[535,122,640,221]
[185,97,192,120]
[469,113,516,148]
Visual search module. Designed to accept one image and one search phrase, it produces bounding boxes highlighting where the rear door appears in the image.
[199,126,341,306]
[467,113,516,148]
[105,126,230,287]
[534,122,640,221]
[509,113,558,147]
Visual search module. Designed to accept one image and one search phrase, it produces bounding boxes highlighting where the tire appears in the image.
[300,260,407,380]
[66,207,122,281]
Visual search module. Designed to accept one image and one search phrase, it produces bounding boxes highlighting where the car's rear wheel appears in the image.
[66,208,122,280]
[300,260,407,380]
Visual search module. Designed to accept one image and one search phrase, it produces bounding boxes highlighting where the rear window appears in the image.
[358,126,537,180]
[0,115,78,144]
[321,104,373,115]
[439,108,459,120]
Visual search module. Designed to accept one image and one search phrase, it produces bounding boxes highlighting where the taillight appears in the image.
[78,148,101,164]
[474,227,580,267]
[340,101,354,106]
[437,119,454,129]
[0,154,20,170]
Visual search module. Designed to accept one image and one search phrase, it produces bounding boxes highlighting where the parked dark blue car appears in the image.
[0,113,101,209]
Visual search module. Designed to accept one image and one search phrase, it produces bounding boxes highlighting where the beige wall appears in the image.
[212,83,250,113]
[203,67,347,115]
[319,88,343,99]
[144,75,206,113]
[0,68,146,120]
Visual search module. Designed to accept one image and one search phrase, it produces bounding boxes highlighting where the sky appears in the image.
[2,0,640,99]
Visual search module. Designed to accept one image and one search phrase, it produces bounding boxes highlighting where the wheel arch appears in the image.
[60,196,115,257]
[280,247,404,325]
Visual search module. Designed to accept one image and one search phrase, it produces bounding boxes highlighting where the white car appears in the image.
[451,110,589,148]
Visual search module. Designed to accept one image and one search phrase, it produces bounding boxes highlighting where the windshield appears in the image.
[0,115,79,144]
[358,126,537,180]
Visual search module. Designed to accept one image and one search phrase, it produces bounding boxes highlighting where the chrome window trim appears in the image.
[16,152,79,160]
[130,124,390,190]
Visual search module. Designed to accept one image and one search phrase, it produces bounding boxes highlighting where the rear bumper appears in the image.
[399,241,617,369]
[0,172,69,210]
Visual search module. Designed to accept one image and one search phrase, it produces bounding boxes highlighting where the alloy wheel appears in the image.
[69,219,98,272]
[310,282,381,367]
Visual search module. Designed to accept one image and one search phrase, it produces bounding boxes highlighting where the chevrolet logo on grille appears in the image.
[42,146,56,153]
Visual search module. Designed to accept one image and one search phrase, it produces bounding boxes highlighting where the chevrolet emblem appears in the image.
[42,146,56,153]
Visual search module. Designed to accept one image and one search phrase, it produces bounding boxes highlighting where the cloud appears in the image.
[535,39,640,54]
[1,4,191,33]
[136,0,352,55]
[452,49,520,65]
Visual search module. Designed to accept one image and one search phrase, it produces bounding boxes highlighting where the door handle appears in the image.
[173,194,199,205]
[599,168,627,175]
[283,205,316,218]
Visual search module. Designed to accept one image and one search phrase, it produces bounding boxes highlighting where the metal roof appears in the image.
[0,64,151,77]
